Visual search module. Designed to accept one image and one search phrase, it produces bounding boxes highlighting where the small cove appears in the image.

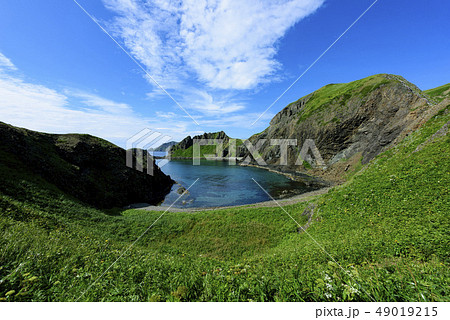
[154,155,318,208]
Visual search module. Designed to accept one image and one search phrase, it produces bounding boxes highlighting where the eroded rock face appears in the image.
[242,74,433,175]
[0,122,174,208]
[176,135,194,150]
[170,131,231,157]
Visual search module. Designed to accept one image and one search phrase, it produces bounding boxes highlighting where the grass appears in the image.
[171,139,243,158]
[424,83,450,103]
[293,74,393,123]
[291,73,427,125]
[171,144,217,158]
[0,106,449,301]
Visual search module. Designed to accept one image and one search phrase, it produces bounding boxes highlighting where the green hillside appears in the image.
[171,144,218,158]
[170,140,244,158]
[0,103,448,301]
[287,74,422,123]
[295,74,389,123]
[425,83,450,103]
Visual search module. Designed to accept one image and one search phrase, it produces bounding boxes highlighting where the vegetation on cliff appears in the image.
[425,83,450,103]
[170,131,243,159]
[242,74,438,184]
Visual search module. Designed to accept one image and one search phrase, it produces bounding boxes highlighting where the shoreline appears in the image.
[160,156,332,187]
[130,186,333,213]
[238,163,331,187]
[131,157,335,213]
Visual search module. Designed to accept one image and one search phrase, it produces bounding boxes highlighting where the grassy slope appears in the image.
[425,83,450,103]
[291,74,431,127]
[295,74,392,123]
[0,107,448,301]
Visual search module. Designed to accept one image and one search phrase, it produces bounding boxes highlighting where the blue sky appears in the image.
[0,0,449,147]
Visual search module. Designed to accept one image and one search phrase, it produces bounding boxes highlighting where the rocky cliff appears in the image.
[0,122,174,208]
[241,74,440,182]
[169,131,237,158]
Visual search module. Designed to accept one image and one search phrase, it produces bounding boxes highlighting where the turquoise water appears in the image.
[156,159,316,208]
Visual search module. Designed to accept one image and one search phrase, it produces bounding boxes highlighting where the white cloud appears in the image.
[104,0,186,90]
[0,52,17,71]
[199,112,275,130]
[1,2,326,151]
[68,90,133,114]
[0,44,275,149]
[0,53,196,146]
[103,0,324,90]
[155,111,177,119]
[184,89,246,115]
[179,0,324,90]
[99,0,324,128]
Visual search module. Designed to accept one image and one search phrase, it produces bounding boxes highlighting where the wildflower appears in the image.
[344,284,359,294]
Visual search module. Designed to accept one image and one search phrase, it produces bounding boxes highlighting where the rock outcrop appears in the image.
[0,122,174,208]
[169,131,234,158]
[241,74,437,182]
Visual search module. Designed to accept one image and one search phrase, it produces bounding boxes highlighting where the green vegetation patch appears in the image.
[425,83,450,103]
[295,74,393,123]
[171,139,243,158]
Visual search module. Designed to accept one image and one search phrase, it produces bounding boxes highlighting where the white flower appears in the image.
[344,284,359,294]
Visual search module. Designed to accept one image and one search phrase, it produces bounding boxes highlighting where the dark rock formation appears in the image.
[176,136,194,150]
[0,122,174,208]
[169,131,232,158]
[241,74,435,180]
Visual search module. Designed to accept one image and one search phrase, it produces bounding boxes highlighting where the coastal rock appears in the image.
[169,131,232,158]
[177,186,187,194]
[0,122,174,208]
[241,74,436,181]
